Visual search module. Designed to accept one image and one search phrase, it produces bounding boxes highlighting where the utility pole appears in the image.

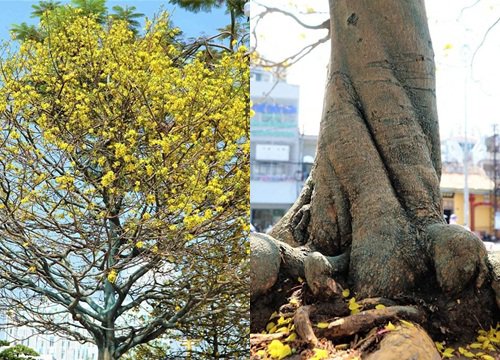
[493,124,498,238]
[463,57,469,228]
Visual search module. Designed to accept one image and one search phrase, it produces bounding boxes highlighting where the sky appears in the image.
[251,0,500,140]
[0,0,229,42]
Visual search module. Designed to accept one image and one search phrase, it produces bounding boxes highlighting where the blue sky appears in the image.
[0,0,230,42]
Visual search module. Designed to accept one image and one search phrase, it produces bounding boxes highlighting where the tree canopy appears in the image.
[0,7,249,359]
[0,341,38,360]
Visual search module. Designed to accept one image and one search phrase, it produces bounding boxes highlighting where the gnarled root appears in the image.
[294,305,319,346]
[304,251,349,297]
[319,305,425,339]
[294,302,425,345]
[364,323,441,360]
[250,232,309,301]
[250,233,349,302]
[488,251,500,309]
[426,223,489,294]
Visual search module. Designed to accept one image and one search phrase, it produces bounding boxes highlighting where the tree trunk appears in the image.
[96,331,116,360]
[97,347,114,360]
[268,0,498,338]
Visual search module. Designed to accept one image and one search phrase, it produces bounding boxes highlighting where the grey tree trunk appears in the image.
[96,329,117,360]
[267,0,497,337]
[97,348,114,360]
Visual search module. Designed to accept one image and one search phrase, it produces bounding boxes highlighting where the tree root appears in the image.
[294,303,425,345]
[357,297,398,309]
[488,251,500,309]
[427,223,490,294]
[352,327,378,352]
[304,251,349,297]
[250,233,350,303]
[293,305,319,346]
[363,323,441,360]
[322,305,425,338]
[250,333,286,346]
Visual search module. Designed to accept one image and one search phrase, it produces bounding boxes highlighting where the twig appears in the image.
[471,16,500,79]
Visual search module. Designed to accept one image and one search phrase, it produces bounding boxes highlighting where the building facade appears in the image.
[250,67,301,232]
[0,316,97,360]
[440,163,494,236]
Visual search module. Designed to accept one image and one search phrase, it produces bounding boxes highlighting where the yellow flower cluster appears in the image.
[0,12,249,263]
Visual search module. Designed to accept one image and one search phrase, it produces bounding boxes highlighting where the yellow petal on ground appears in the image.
[256,349,266,357]
[269,311,279,320]
[458,347,475,357]
[385,321,397,331]
[481,355,494,360]
[289,298,299,306]
[400,320,414,327]
[442,347,455,358]
[276,327,289,333]
[435,342,444,351]
[277,316,291,326]
[316,322,329,329]
[375,304,386,310]
[284,332,297,342]
[266,322,276,332]
[469,342,482,349]
[342,288,350,298]
[481,339,491,349]
[310,348,329,360]
[348,302,361,311]
[268,325,278,334]
[267,339,292,360]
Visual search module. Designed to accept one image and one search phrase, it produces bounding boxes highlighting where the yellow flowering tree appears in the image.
[0,10,249,360]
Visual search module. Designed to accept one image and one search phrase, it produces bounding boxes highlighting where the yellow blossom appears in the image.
[101,171,116,187]
[107,269,118,283]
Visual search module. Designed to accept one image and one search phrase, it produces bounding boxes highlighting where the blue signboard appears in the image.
[252,103,298,114]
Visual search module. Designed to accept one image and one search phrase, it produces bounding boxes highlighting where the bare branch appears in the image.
[471,15,500,78]
[255,2,330,30]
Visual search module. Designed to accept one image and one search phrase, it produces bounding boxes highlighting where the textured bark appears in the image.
[320,306,425,339]
[96,332,116,360]
[271,0,442,297]
[266,0,498,338]
[489,251,500,308]
[364,324,441,360]
[97,348,113,360]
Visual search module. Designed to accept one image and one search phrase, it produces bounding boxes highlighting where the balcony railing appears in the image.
[250,160,312,182]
